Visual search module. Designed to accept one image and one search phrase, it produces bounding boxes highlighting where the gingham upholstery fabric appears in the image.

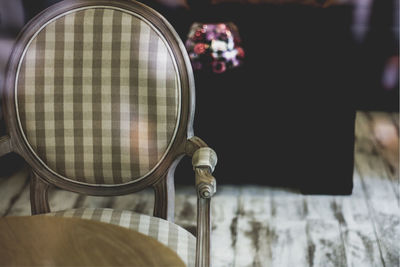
[44,208,195,266]
[16,7,180,184]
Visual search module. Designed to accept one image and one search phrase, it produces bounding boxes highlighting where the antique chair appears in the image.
[0,0,217,266]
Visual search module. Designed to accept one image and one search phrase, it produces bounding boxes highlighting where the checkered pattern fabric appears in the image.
[44,208,195,266]
[16,7,180,184]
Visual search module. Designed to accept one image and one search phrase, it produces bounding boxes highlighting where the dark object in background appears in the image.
[0,0,397,194]
[0,0,26,175]
[0,0,25,106]
[169,1,397,194]
[353,0,399,111]
[174,4,357,195]
[21,0,62,22]
[0,153,25,178]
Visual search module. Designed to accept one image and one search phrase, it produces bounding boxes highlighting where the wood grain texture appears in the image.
[0,216,185,267]
[233,187,278,267]
[356,154,400,267]
[336,172,384,267]
[30,171,51,214]
[210,186,240,267]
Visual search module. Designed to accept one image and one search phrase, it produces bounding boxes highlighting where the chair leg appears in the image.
[30,171,50,215]
[196,197,212,267]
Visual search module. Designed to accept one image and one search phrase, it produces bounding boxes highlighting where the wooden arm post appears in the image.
[195,167,216,267]
[186,137,217,267]
[30,171,51,215]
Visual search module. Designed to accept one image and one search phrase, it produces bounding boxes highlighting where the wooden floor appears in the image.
[1,111,399,267]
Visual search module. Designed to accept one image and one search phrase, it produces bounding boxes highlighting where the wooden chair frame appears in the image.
[0,1,217,266]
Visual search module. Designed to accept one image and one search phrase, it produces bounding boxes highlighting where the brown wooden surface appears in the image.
[0,216,185,267]
[1,111,399,266]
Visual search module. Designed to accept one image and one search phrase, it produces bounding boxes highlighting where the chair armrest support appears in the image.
[186,137,217,267]
[192,146,217,198]
[196,196,212,267]
[194,167,216,199]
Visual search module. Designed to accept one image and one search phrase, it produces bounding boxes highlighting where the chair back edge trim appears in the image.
[13,5,183,187]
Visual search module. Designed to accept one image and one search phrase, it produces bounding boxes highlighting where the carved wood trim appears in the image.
[187,136,217,267]
[30,171,51,215]
[195,167,216,199]
[187,137,217,198]
[185,136,208,157]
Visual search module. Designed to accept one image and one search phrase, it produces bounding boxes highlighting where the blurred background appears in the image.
[0,0,398,192]
[1,0,398,110]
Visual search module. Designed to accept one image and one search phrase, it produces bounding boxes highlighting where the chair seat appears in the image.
[43,208,195,267]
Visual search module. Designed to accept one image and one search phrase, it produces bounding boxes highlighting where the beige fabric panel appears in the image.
[16,7,180,184]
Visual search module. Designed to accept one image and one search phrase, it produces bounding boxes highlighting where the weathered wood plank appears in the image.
[278,188,351,267]
[112,188,154,216]
[390,112,399,131]
[232,186,270,267]
[367,112,399,205]
[340,223,382,267]
[233,192,269,267]
[5,180,31,216]
[77,195,116,209]
[356,153,400,267]
[171,185,197,238]
[355,112,380,156]
[335,170,384,267]
[0,166,29,217]
[210,186,240,267]
[305,219,347,267]
[302,195,353,267]
[356,111,399,203]
[48,188,81,212]
[235,218,310,267]
[302,193,347,267]
[233,186,311,267]
[175,185,197,227]
[0,110,397,267]
[270,221,309,267]
[368,112,399,174]
[175,185,240,266]
[271,188,306,221]
[303,194,336,221]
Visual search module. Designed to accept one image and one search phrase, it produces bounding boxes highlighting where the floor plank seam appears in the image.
[355,160,388,267]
